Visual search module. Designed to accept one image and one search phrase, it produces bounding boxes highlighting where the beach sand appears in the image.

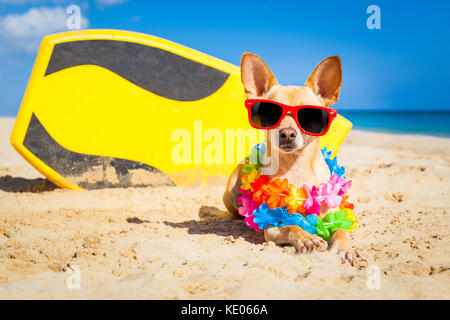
[0,117,449,299]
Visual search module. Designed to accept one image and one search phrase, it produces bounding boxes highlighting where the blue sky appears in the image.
[0,0,449,116]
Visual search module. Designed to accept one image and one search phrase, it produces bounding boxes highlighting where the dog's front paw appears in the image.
[331,242,353,264]
[330,230,353,264]
[292,231,328,254]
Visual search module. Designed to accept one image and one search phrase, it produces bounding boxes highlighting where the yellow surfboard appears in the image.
[10,30,351,189]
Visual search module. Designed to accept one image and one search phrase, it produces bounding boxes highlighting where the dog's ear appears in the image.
[305,55,342,107]
[241,53,278,98]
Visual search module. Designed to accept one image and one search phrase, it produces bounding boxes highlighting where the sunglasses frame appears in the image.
[245,99,337,136]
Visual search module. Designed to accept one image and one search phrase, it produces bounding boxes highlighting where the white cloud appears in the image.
[129,14,140,23]
[0,0,33,3]
[0,6,89,54]
[0,0,53,4]
[0,0,73,4]
[95,0,126,8]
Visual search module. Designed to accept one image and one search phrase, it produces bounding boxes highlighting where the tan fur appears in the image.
[223,53,353,263]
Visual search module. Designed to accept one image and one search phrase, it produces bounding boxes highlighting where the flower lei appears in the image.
[237,144,358,240]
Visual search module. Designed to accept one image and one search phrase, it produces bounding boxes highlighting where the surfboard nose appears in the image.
[10,30,249,189]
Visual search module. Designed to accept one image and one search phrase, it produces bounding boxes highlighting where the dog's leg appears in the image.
[330,228,353,264]
[264,225,328,253]
[223,164,244,217]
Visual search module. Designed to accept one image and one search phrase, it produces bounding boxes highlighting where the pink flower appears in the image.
[238,188,252,198]
[237,188,261,231]
[237,188,258,218]
[244,215,262,232]
[303,185,321,215]
[317,181,343,208]
[329,174,352,196]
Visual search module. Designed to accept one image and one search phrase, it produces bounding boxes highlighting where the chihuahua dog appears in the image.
[223,53,353,264]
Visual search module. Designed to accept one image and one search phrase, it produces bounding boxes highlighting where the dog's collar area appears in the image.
[237,143,358,240]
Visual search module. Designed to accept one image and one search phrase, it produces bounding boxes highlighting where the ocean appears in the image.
[1,110,449,138]
[339,111,450,138]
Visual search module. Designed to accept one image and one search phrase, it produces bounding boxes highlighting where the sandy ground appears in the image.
[0,117,449,299]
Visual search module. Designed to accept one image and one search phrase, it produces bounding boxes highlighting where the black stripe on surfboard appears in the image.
[23,113,175,189]
[44,39,230,101]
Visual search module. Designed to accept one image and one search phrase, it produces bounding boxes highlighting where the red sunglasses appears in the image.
[245,99,337,136]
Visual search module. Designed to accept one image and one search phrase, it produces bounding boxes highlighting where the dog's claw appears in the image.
[313,237,328,251]
[331,242,353,265]
[294,234,328,254]
[329,229,353,265]
[294,240,307,253]
[337,249,353,265]
[305,240,314,251]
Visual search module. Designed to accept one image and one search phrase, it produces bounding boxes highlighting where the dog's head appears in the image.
[241,53,342,153]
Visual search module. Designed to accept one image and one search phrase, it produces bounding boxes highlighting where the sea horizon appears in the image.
[339,110,450,138]
[1,110,450,139]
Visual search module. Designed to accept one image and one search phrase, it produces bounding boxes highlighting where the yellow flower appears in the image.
[240,167,260,191]
[344,208,359,233]
[283,185,308,214]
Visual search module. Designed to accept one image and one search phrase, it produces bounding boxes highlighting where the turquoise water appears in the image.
[339,111,450,138]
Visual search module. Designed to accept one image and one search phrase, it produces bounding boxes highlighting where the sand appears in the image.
[0,117,449,299]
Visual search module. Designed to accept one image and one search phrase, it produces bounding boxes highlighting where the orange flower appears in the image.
[250,175,271,205]
[251,175,270,192]
[339,195,354,210]
[252,189,268,205]
[283,185,308,214]
[265,178,289,209]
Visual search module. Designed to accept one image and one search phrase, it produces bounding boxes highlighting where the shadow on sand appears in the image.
[167,206,264,244]
[163,219,264,244]
[0,175,59,193]
[127,205,264,244]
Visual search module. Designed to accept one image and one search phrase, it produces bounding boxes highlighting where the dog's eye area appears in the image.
[250,102,283,128]
[297,108,329,134]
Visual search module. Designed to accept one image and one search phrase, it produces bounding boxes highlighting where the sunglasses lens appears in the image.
[297,108,329,134]
[250,102,283,128]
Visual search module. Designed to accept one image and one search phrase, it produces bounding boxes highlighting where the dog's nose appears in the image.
[279,127,297,144]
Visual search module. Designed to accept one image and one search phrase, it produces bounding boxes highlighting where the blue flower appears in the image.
[252,203,319,234]
[279,213,318,234]
[248,143,266,167]
[254,142,266,154]
[322,147,332,160]
[321,147,346,177]
[253,204,290,229]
